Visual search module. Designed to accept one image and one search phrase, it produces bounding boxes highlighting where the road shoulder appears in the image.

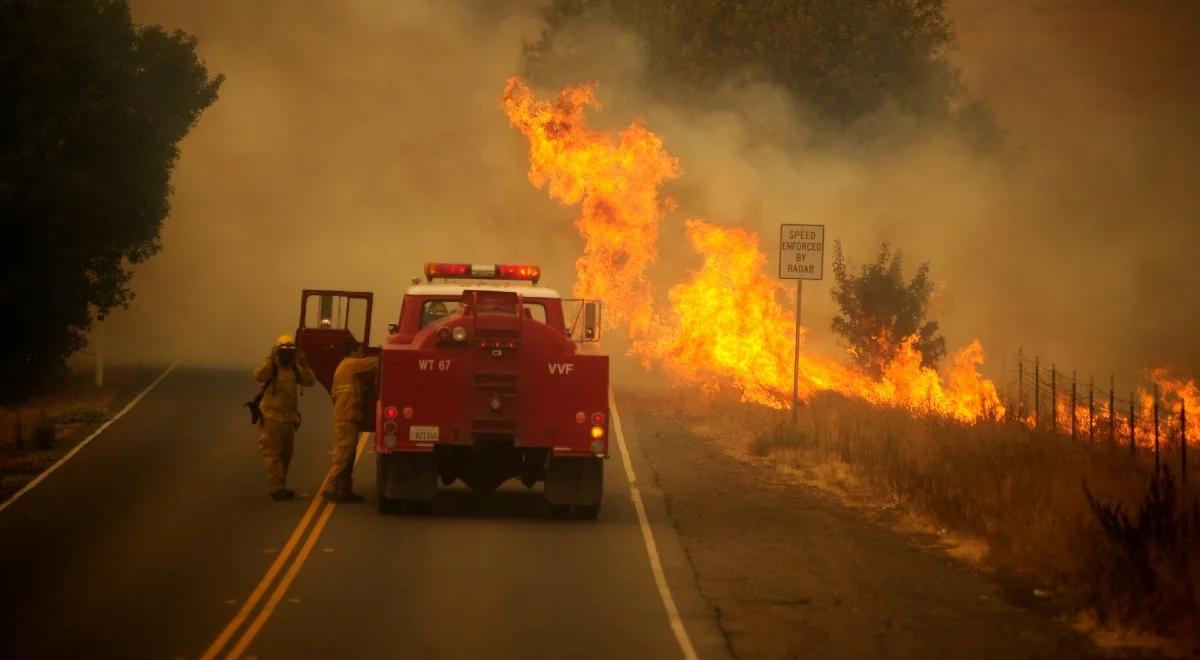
[0,364,169,507]
[619,390,1097,659]
[614,390,736,660]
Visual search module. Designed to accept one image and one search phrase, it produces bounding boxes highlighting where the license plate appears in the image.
[409,425,439,442]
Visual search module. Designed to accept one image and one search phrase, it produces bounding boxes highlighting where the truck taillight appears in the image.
[590,426,605,439]
[591,412,605,425]
[384,406,399,420]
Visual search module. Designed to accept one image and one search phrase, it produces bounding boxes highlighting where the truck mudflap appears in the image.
[544,456,603,506]
[377,453,438,505]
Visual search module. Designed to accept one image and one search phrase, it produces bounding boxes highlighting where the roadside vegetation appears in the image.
[0,365,152,502]
[830,240,946,374]
[748,394,1199,649]
[0,0,221,401]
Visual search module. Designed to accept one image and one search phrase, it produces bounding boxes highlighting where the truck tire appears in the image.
[573,503,601,520]
[378,495,403,514]
[377,457,404,514]
[377,453,438,511]
[546,503,571,518]
[544,456,603,508]
[403,499,432,515]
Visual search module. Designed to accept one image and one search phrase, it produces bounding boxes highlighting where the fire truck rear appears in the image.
[295,263,608,519]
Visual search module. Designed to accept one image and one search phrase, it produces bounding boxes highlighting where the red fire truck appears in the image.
[295,264,608,518]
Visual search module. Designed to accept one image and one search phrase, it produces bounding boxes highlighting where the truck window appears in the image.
[523,303,547,324]
[420,300,461,328]
[305,293,368,333]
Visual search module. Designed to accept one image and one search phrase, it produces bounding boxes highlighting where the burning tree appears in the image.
[830,241,946,376]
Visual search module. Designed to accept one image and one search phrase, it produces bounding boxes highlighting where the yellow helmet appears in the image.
[275,334,295,347]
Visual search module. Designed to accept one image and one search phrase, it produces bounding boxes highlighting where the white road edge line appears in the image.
[0,360,180,515]
[610,389,700,660]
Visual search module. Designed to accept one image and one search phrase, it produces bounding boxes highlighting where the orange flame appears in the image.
[503,78,1004,423]
[637,220,1004,420]
[501,77,678,337]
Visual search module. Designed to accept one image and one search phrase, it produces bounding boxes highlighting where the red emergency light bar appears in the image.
[425,263,541,285]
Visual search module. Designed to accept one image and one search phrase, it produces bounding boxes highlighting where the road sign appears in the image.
[779,224,825,280]
[779,223,825,425]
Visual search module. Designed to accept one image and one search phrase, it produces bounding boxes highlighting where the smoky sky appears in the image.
[105,0,1200,395]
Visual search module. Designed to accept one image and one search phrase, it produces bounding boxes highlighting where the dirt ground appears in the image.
[619,391,1119,660]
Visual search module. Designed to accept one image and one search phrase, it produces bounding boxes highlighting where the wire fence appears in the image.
[1006,349,1191,485]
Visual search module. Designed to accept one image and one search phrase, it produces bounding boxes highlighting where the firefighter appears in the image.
[253,335,316,500]
[321,339,379,503]
[422,300,450,326]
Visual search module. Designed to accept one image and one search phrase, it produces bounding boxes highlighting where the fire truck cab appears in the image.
[294,264,608,519]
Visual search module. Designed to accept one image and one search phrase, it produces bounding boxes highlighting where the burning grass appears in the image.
[741,392,1200,648]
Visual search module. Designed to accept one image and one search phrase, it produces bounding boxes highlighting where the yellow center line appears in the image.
[225,500,337,659]
[199,495,327,660]
[208,432,372,660]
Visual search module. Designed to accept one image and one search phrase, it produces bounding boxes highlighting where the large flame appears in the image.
[501,77,678,338]
[637,219,1004,420]
[501,78,1199,441]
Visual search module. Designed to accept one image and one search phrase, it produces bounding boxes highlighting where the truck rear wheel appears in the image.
[377,453,438,514]
[573,503,601,520]
[378,495,403,514]
[544,456,603,513]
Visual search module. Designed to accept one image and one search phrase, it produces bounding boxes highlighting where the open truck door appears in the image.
[296,290,374,392]
[563,299,602,343]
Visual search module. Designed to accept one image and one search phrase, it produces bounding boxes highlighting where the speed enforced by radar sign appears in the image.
[779,224,825,280]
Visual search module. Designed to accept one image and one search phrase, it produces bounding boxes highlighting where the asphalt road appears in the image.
[0,367,729,660]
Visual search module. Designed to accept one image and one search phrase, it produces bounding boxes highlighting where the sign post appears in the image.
[779,224,825,425]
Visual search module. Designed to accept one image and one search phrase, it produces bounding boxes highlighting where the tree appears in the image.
[524,0,972,126]
[0,0,222,400]
[829,241,945,375]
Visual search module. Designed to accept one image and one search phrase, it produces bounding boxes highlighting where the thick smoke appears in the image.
[523,0,1200,393]
[104,0,1199,397]
[102,0,567,368]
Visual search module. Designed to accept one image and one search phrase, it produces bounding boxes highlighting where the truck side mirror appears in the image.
[581,300,601,343]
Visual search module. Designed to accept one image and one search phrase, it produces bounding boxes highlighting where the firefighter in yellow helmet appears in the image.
[422,300,450,326]
[321,338,379,502]
[253,334,316,500]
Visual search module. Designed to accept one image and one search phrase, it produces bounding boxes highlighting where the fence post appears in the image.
[1153,383,1160,473]
[1071,372,1077,441]
[1088,376,1095,442]
[1182,401,1188,492]
[1051,365,1058,434]
[1109,375,1116,443]
[1129,396,1136,454]
[1034,357,1041,429]
[1017,349,1024,421]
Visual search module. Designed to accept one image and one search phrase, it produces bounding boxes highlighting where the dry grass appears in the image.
[734,392,1200,649]
[0,365,155,501]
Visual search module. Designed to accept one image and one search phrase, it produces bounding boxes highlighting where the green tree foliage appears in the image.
[525,0,970,124]
[0,0,222,400]
[829,241,946,375]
